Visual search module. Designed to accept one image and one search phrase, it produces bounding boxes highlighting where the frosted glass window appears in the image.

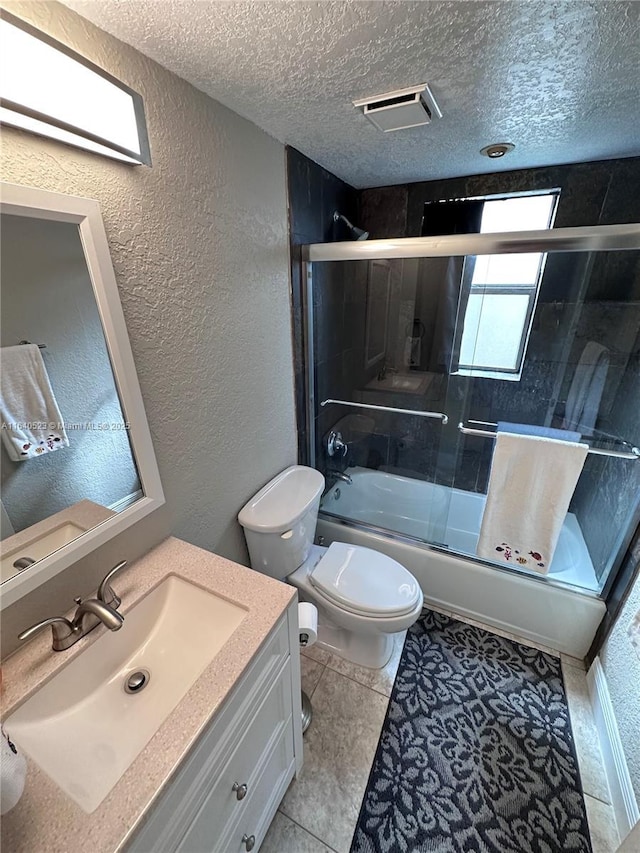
[455,191,558,377]
[479,195,556,234]
[0,14,149,165]
[472,253,542,286]
[460,294,531,371]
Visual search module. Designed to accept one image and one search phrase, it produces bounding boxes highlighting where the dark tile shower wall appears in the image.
[571,332,640,579]
[286,147,359,464]
[357,157,640,580]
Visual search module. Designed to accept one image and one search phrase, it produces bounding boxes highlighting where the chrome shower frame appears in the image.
[301,222,640,599]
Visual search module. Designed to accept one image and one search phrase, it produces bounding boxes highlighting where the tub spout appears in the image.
[327,469,352,485]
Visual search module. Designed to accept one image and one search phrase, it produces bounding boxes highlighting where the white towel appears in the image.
[1,729,27,815]
[477,432,588,573]
[0,345,69,462]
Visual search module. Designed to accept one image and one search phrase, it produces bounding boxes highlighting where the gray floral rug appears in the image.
[351,610,592,853]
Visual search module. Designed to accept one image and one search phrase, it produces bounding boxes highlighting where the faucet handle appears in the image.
[327,430,348,458]
[18,616,74,648]
[97,560,127,609]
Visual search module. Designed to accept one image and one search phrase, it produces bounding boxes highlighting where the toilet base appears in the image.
[315,613,395,669]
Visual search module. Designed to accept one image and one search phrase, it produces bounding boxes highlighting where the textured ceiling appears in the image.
[63,0,640,188]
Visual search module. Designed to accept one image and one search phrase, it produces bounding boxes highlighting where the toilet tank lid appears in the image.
[238,466,325,533]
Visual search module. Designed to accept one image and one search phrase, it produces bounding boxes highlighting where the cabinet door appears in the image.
[128,618,290,853]
[178,659,293,852]
[181,722,294,853]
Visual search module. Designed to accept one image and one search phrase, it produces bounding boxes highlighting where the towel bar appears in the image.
[320,399,448,424]
[18,340,46,349]
[458,421,640,460]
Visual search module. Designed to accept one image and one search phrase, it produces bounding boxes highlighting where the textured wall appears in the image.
[1,1,295,565]
[1,215,140,532]
[65,0,640,187]
[600,541,640,802]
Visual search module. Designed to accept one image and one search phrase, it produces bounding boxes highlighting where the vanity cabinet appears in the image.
[128,602,302,853]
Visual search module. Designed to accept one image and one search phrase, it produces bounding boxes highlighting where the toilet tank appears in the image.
[238,466,325,579]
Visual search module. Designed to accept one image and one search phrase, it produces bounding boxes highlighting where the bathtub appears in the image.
[317,467,605,657]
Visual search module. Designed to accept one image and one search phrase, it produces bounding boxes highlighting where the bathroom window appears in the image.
[454,193,559,379]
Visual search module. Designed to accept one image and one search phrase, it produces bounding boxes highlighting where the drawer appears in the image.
[176,659,292,852]
[128,616,290,853]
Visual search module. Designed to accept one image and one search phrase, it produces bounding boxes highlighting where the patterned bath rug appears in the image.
[351,610,592,853]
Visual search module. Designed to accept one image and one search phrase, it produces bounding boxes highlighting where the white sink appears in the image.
[365,372,433,394]
[6,575,248,813]
[0,522,86,583]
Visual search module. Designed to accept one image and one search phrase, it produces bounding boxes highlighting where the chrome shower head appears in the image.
[333,211,369,241]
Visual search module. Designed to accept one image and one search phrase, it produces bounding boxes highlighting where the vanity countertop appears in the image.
[0,536,296,853]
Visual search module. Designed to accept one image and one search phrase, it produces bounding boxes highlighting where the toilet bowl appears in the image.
[238,466,423,668]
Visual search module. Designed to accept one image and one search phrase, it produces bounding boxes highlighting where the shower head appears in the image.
[333,211,369,241]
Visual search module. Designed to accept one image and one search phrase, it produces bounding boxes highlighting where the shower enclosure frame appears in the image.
[301,222,640,608]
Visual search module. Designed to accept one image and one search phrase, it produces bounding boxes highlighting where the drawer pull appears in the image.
[232,781,248,801]
[241,834,255,851]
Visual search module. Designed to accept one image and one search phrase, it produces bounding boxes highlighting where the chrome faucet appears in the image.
[327,469,353,485]
[377,361,397,381]
[71,597,124,634]
[18,560,127,652]
[97,559,127,609]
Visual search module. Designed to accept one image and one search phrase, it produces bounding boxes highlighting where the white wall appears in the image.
[600,558,640,803]
[0,0,296,564]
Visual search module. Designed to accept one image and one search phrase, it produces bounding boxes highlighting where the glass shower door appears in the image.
[312,257,454,547]
[436,246,640,595]
[308,234,640,597]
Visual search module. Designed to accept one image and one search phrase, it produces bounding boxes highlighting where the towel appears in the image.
[562,342,609,435]
[0,345,69,461]
[1,729,27,815]
[477,426,588,573]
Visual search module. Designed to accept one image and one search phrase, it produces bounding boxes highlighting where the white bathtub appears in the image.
[317,467,605,657]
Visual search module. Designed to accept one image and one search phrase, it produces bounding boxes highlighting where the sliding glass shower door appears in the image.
[312,256,454,548]
[442,245,640,594]
[306,225,640,596]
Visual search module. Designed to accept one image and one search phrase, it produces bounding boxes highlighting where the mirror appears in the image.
[364,259,391,369]
[0,183,164,608]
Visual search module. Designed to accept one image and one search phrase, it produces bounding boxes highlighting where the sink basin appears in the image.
[0,522,86,583]
[365,372,433,394]
[6,575,248,813]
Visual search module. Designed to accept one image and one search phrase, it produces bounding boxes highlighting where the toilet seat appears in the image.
[309,542,421,618]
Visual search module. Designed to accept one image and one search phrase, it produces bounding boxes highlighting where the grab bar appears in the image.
[320,399,448,424]
[458,421,640,460]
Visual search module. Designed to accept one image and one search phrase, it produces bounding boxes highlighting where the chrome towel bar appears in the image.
[321,399,448,424]
[458,421,640,460]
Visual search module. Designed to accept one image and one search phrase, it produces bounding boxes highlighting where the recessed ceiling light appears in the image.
[480,142,515,159]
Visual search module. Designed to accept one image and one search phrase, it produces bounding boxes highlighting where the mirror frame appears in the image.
[0,182,165,608]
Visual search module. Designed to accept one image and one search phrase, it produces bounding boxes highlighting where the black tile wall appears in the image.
[571,337,640,580]
[286,147,359,465]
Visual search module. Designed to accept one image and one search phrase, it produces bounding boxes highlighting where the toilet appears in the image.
[238,465,423,669]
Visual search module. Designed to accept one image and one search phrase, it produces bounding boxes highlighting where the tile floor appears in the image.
[262,607,620,853]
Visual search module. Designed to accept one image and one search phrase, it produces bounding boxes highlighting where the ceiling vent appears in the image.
[353,84,442,133]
